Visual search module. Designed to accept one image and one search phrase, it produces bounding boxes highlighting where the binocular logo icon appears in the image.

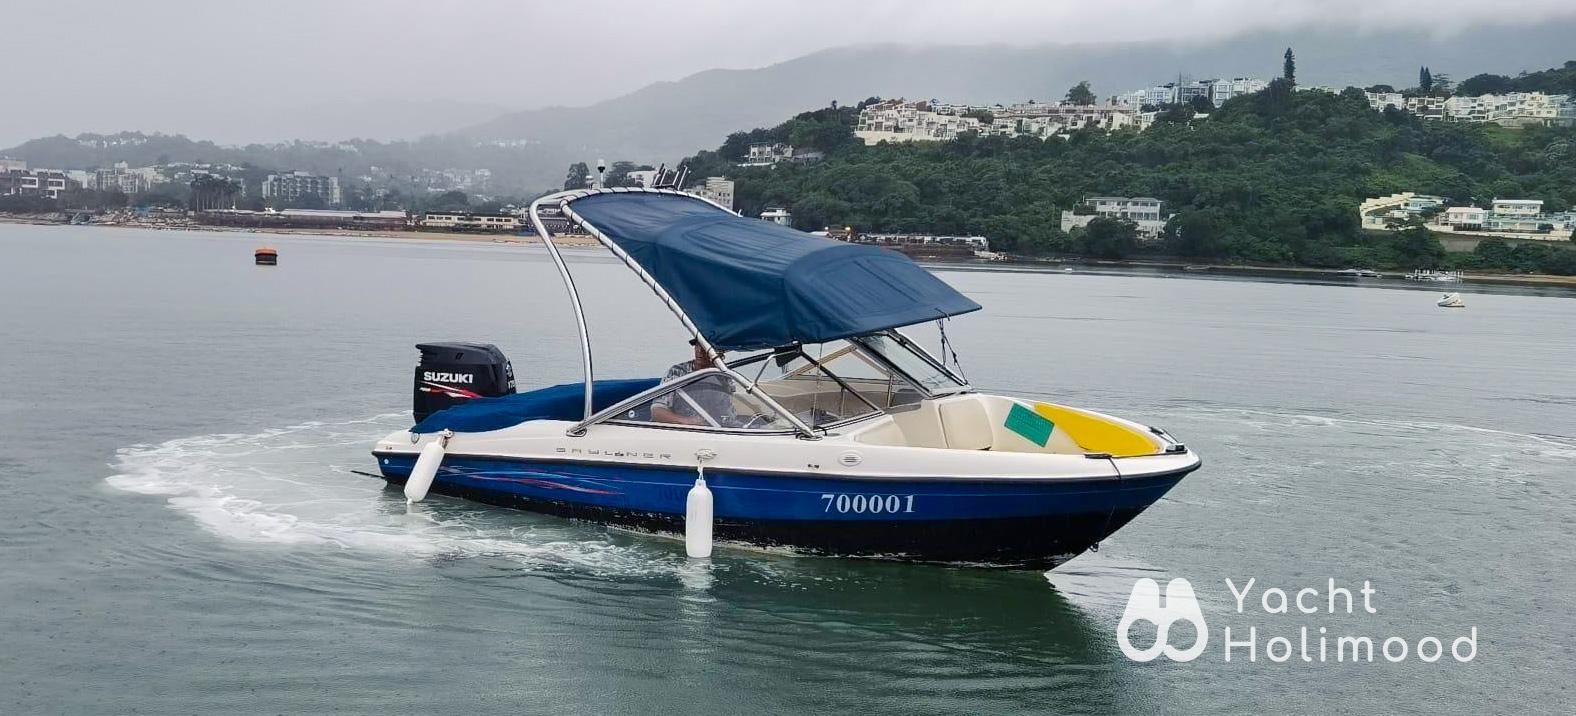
[1118,577,1209,662]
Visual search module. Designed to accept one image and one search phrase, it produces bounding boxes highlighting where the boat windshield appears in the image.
[603,370,796,432]
[735,343,904,429]
[850,332,968,395]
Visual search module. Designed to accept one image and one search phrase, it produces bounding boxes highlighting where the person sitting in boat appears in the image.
[651,339,735,426]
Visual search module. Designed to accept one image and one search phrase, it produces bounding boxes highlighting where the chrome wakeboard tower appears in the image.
[528,187,821,438]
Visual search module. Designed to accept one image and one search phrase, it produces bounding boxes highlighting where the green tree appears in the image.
[1283,48,1296,84]
[1419,66,1433,94]
[1188,94,1216,113]
[1456,73,1512,96]
[1389,218,1446,268]
[1076,217,1139,259]
[603,160,652,188]
[1065,81,1097,106]
[563,162,590,191]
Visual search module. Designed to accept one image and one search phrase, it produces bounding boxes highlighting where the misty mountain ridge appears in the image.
[6,20,1576,190]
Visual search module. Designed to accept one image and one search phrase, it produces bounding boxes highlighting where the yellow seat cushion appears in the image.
[1032,403,1157,457]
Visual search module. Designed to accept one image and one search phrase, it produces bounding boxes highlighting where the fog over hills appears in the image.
[7,19,1576,190]
[462,20,1576,169]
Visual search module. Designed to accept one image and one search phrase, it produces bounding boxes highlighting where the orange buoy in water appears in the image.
[254,247,278,266]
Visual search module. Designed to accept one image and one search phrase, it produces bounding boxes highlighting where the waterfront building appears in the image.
[1358,192,1447,229]
[93,162,157,195]
[696,176,735,211]
[419,211,522,232]
[760,208,792,226]
[262,171,342,205]
[522,204,577,235]
[1060,197,1171,238]
[0,168,75,199]
[0,158,26,173]
[199,208,407,230]
[1492,199,1543,217]
[1365,193,1570,241]
[860,233,988,248]
[1484,199,1551,233]
[1441,206,1487,229]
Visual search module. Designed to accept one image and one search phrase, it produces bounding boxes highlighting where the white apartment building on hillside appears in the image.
[1365,90,1576,127]
[855,99,1151,145]
[1210,78,1269,104]
[262,171,341,205]
[1114,78,1268,108]
[696,176,735,211]
[1059,197,1171,239]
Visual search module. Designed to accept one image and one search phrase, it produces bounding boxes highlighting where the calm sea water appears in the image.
[2,224,1573,714]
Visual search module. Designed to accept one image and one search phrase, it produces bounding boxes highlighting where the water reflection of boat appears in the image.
[371,189,1201,569]
[1438,292,1465,308]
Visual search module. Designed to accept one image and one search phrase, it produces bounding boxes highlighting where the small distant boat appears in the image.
[1438,293,1465,308]
[1338,268,1382,278]
[254,247,278,266]
[1062,267,1074,273]
[1182,265,1209,272]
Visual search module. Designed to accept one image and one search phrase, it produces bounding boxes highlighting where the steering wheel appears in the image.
[738,413,777,430]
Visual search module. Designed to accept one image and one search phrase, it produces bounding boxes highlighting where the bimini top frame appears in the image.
[528,187,821,439]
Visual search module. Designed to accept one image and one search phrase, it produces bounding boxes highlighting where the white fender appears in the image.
[685,476,713,558]
[685,448,717,558]
[405,430,451,503]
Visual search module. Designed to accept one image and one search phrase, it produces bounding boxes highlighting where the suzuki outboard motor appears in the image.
[413,342,515,423]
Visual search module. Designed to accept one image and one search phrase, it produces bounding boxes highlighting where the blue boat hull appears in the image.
[372,452,1191,568]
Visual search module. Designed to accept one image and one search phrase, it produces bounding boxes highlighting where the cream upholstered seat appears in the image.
[938,397,994,450]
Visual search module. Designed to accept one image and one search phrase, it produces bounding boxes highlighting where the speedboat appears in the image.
[369,188,1202,569]
[1438,292,1465,308]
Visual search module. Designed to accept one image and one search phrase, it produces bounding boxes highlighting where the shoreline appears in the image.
[929,256,1576,288]
[0,214,600,247]
[5,214,1573,286]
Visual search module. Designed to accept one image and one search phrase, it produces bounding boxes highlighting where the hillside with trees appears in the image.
[1457,60,1576,97]
[678,66,1576,275]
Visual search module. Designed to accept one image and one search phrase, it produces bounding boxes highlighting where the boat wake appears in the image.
[104,414,692,578]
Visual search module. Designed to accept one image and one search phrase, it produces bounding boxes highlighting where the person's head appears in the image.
[690,339,723,368]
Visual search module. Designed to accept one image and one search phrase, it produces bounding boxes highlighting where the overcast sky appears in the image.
[4,0,1575,147]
